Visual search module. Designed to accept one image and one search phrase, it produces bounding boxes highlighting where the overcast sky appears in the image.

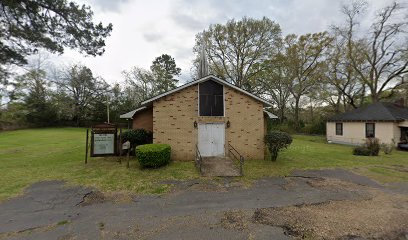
[54,0,395,85]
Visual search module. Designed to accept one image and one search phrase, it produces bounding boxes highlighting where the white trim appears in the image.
[141,75,273,107]
[119,106,147,119]
[263,110,278,119]
[197,83,200,117]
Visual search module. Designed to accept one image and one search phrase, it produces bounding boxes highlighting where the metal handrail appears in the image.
[195,144,202,174]
[228,143,244,176]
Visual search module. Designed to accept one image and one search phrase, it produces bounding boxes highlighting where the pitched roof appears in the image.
[141,75,273,107]
[328,102,408,122]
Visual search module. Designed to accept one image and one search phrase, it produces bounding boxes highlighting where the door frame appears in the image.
[197,122,225,157]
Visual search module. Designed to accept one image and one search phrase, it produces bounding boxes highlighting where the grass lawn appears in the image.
[245,135,408,183]
[0,128,197,201]
[1,128,407,201]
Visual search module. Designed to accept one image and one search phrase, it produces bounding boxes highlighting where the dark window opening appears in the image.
[335,123,343,135]
[366,123,375,138]
[401,128,408,142]
[199,80,224,116]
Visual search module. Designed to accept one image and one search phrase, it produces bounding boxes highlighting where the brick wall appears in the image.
[153,85,198,161]
[224,88,265,160]
[153,83,265,161]
[132,107,153,132]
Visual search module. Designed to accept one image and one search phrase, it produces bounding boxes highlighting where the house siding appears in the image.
[327,122,399,146]
[132,108,153,132]
[153,84,265,161]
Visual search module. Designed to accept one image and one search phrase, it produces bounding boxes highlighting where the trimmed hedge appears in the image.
[136,144,171,168]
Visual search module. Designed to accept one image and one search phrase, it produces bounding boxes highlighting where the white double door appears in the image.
[198,123,225,157]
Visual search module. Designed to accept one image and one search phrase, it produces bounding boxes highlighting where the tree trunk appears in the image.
[279,105,285,123]
[371,93,380,103]
[294,97,300,130]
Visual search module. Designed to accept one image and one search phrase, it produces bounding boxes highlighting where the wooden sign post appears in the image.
[90,123,118,157]
[85,128,89,164]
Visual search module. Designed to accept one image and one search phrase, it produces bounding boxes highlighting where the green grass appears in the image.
[0,128,197,201]
[1,128,407,201]
[244,134,408,182]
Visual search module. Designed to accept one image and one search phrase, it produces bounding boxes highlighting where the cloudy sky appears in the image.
[56,0,395,85]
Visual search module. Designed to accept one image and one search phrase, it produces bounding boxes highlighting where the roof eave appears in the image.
[119,106,147,119]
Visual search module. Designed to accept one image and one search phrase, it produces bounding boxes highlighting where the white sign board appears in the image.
[93,133,115,155]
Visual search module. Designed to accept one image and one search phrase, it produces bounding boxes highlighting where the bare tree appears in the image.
[341,1,408,102]
[122,66,157,106]
[324,36,366,110]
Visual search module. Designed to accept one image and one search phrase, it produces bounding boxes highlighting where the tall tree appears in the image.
[56,64,108,126]
[7,54,57,125]
[323,36,366,111]
[150,54,181,93]
[0,0,112,81]
[259,44,292,121]
[194,17,281,93]
[284,32,333,127]
[122,66,156,106]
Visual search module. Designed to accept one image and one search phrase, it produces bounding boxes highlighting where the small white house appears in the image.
[326,102,408,146]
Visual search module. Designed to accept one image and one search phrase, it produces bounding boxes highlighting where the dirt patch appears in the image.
[220,210,248,231]
[253,190,408,239]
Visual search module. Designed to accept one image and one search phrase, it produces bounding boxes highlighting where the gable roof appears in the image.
[328,102,408,122]
[141,75,273,107]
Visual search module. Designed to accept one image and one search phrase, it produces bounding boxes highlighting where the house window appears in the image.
[366,123,375,138]
[199,80,224,116]
[335,123,343,135]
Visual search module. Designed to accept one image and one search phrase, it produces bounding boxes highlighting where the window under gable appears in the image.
[199,80,224,116]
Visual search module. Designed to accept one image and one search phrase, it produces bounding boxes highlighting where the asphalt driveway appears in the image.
[0,169,407,240]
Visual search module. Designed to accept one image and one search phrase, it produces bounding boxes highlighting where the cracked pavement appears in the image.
[0,168,407,240]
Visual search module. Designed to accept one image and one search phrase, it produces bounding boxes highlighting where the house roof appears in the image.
[141,75,273,107]
[328,102,408,122]
[119,106,146,119]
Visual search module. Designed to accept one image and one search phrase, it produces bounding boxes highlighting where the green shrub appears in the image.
[353,138,380,156]
[122,129,152,147]
[365,138,380,156]
[353,147,371,156]
[380,139,395,155]
[264,131,293,161]
[136,144,171,168]
[270,123,296,134]
[302,119,326,135]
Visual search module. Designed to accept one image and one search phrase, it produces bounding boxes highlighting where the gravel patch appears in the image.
[253,190,408,239]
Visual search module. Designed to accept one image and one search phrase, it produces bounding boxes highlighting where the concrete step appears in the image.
[200,156,241,177]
